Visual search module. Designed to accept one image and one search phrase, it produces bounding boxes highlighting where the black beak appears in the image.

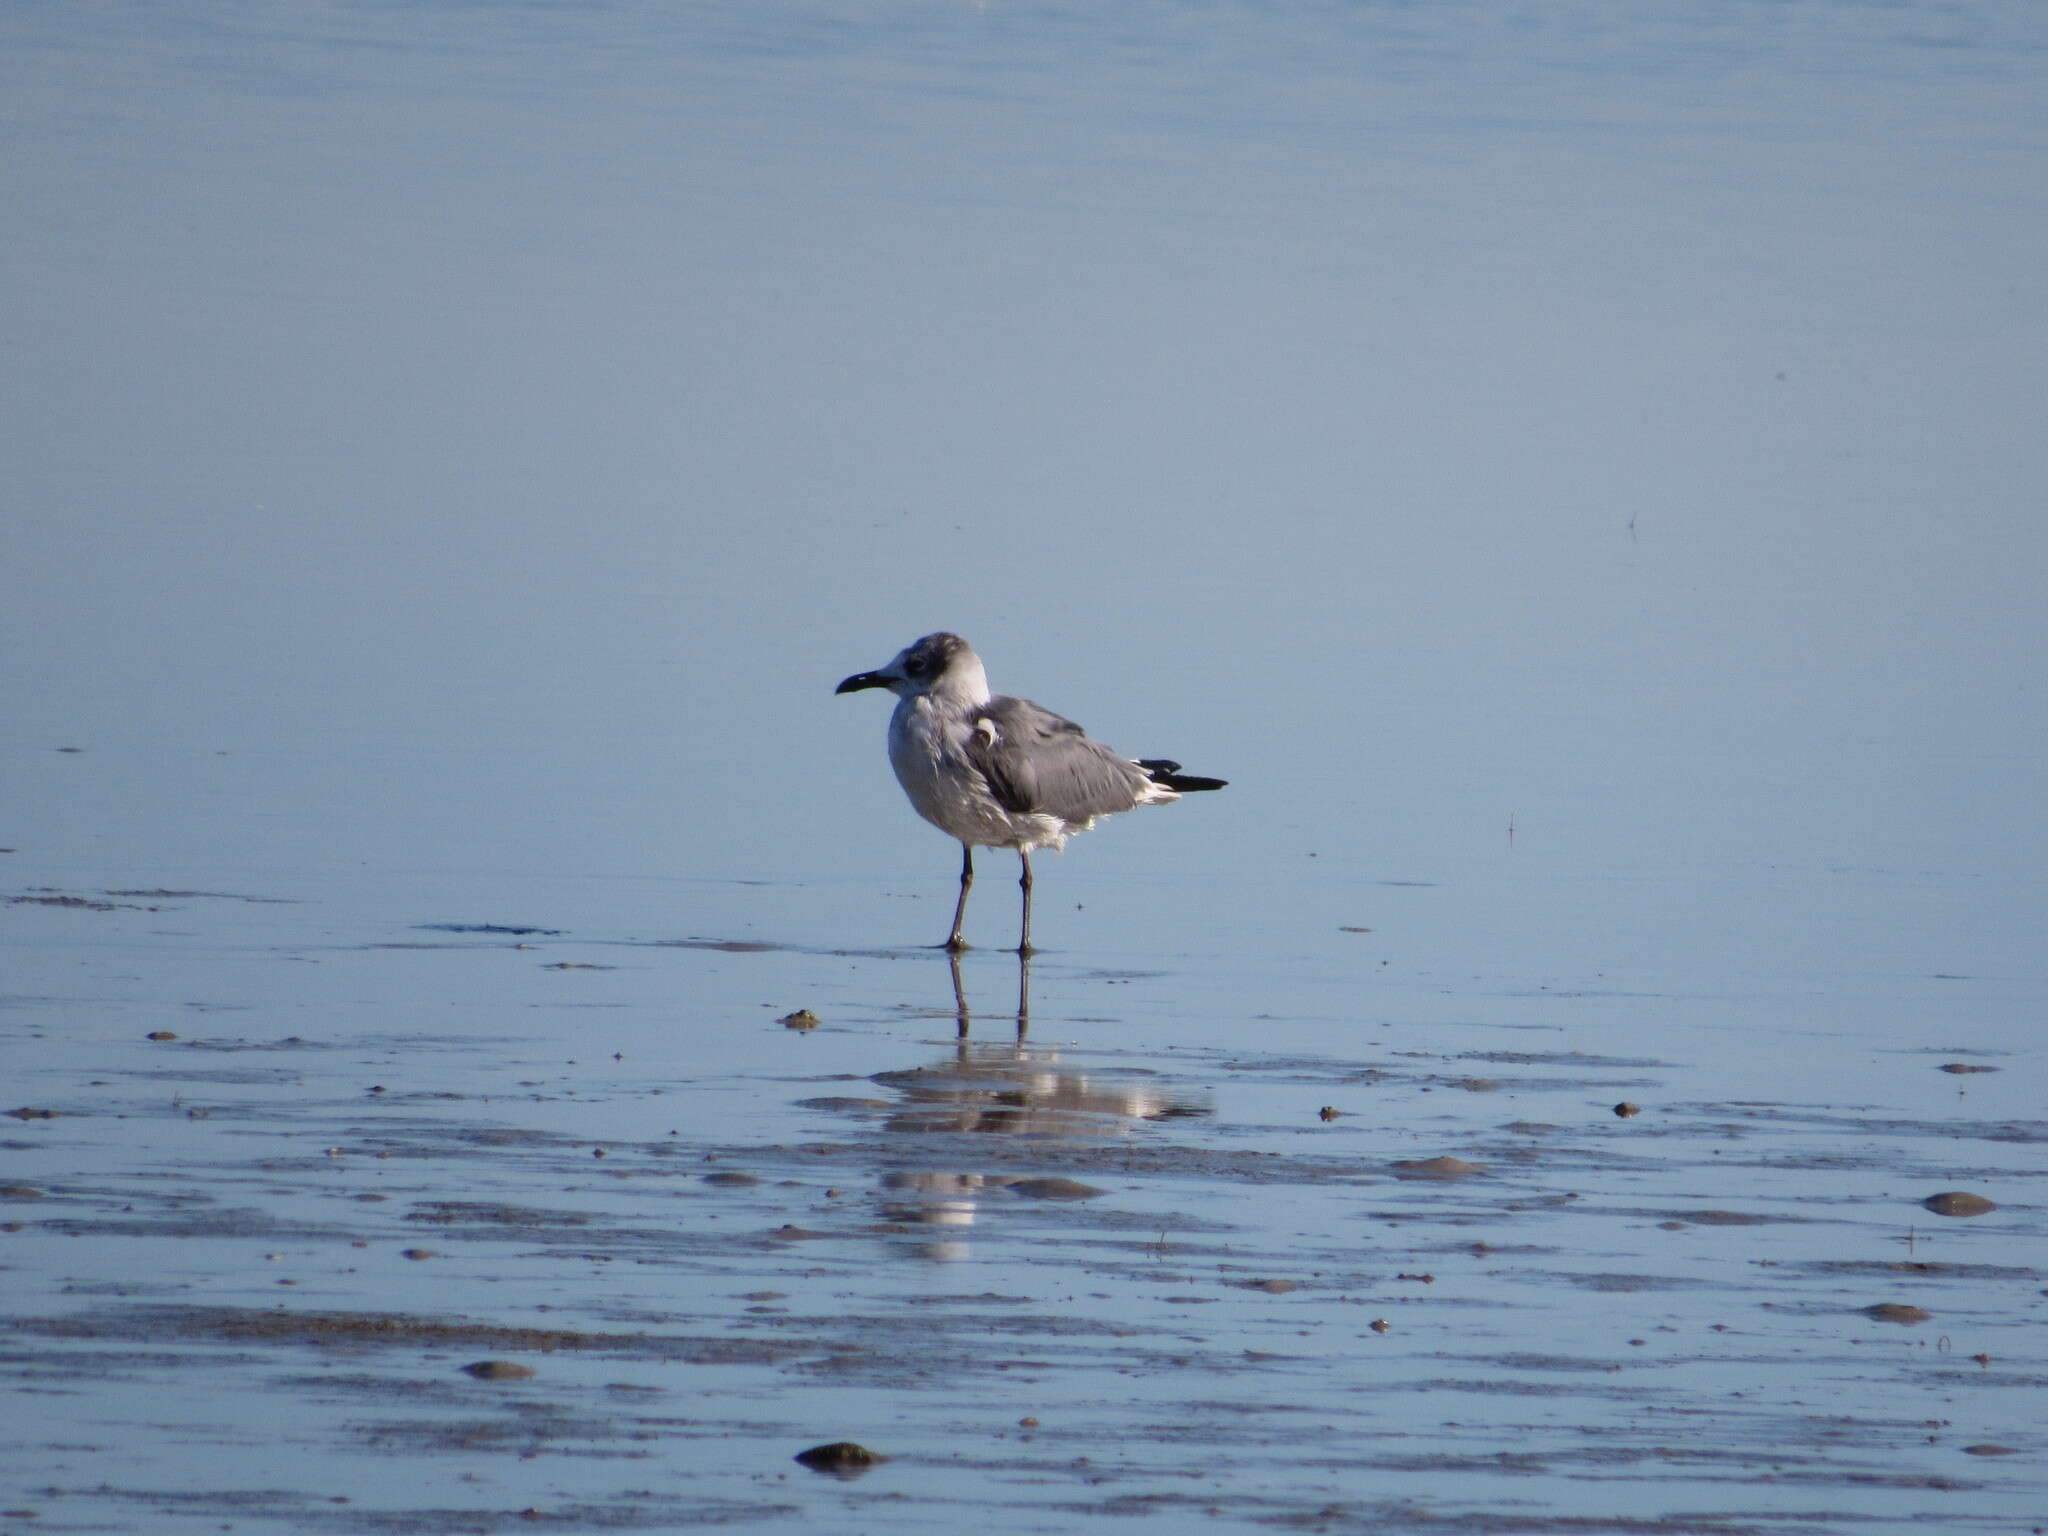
[835,671,890,695]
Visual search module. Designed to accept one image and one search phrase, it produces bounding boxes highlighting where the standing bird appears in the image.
[836,633,1226,954]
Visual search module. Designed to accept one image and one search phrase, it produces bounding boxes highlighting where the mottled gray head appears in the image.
[835,632,987,701]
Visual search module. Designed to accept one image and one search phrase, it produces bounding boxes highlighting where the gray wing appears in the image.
[968,695,1152,822]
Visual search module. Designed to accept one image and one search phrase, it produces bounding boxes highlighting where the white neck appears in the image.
[933,653,992,707]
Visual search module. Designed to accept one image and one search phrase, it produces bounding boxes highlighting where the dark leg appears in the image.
[1015,951,1031,1038]
[945,843,973,951]
[1016,849,1036,956]
[948,949,970,1038]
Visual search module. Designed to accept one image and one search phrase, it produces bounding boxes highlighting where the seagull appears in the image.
[836,632,1226,953]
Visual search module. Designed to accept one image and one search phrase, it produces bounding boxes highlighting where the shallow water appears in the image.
[4,1,2045,1531]
[4,862,2040,1533]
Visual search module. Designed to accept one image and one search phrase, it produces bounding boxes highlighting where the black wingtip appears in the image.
[1139,760,1227,793]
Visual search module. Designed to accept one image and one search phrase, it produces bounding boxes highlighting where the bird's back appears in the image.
[970,694,1166,828]
[883,689,1163,852]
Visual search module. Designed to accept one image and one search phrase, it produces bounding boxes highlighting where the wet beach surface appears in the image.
[4,865,2039,1535]
[7,1,2047,1530]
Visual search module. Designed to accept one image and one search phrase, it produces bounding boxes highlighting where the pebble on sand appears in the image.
[1922,1191,1996,1217]
[462,1360,536,1380]
[795,1441,884,1474]
[1390,1156,1485,1180]
[1864,1303,1933,1325]
[1006,1177,1105,1200]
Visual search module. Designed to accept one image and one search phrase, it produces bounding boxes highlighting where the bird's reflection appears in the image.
[948,948,1028,1039]
[868,954,1211,1260]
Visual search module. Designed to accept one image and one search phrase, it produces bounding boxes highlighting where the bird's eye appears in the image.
[905,658,927,676]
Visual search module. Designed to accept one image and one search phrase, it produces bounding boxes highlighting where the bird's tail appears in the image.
[1137,759,1228,793]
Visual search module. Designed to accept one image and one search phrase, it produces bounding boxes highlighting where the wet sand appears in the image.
[2,878,2039,1534]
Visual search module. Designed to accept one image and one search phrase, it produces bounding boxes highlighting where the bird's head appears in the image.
[836,632,989,704]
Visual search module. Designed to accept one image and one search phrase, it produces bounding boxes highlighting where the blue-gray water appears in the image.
[4,4,2043,1532]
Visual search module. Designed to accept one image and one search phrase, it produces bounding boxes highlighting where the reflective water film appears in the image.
[4,3,2043,1532]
